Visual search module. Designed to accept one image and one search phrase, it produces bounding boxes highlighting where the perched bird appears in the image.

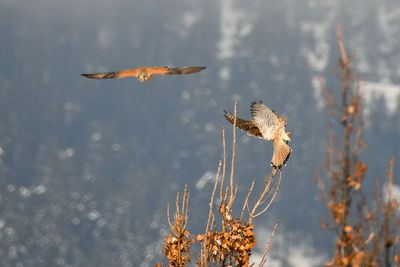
[224,101,292,169]
[81,66,206,82]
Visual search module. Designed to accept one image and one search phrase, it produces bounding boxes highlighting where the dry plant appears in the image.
[316,22,400,267]
[159,98,284,267]
[163,185,195,266]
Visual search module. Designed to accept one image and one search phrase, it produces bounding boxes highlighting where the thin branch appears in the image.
[167,202,175,234]
[253,170,282,218]
[183,186,190,230]
[175,191,180,221]
[202,160,222,266]
[337,22,348,68]
[319,76,340,117]
[205,161,222,234]
[220,127,227,203]
[386,157,395,200]
[241,179,256,222]
[227,98,238,211]
[249,169,280,224]
[259,220,280,267]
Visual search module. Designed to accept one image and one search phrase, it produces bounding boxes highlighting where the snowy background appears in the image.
[0,0,399,266]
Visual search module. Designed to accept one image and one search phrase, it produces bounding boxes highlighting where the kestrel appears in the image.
[224,101,292,169]
[81,66,206,82]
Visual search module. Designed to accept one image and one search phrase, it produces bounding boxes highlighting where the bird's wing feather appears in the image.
[81,72,120,79]
[224,111,263,138]
[81,68,141,79]
[164,66,206,75]
[250,101,280,140]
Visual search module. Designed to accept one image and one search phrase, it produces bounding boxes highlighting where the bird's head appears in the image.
[138,72,152,82]
[278,117,287,126]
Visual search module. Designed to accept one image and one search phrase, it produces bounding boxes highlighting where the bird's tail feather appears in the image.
[271,141,291,169]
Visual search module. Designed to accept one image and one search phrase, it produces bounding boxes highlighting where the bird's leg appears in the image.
[270,162,277,169]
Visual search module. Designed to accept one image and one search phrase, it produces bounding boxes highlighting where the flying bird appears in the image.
[224,101,292,169]
[81,66,206,82]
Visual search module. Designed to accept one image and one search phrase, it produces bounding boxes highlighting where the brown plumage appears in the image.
[223,111,263,138]
[224,101,292,169]
[81,66,206,82]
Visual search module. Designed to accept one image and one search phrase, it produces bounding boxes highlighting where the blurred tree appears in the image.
[316,23,400,267]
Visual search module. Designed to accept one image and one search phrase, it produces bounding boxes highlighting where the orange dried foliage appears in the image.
[353,251,365,267]
[394,254,400,262]
[162,187,194,267]
[348,105,355,115]
[344,225,352,233]
[328,201,345,223]
[354,163,367,177]
[201,220,256,267]
[346,162,367,190]
[342,256,350,265]
[163,231,194,266]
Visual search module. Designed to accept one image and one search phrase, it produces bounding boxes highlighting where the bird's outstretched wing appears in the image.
[163,66,206,75]
[81,71,121,79]
[81,66,206,80]
[223,111,263,138]
[250,101,280,140]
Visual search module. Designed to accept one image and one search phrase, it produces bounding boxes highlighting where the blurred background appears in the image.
[0,0,399,266]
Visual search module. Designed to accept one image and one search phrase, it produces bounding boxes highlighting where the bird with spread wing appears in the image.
[224,101,292,169]
[81,66,206,82]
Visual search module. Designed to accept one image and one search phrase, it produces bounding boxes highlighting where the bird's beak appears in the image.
[284,131,291,141]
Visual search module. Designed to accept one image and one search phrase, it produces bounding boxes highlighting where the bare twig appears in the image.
[253,171,282,218]
[249,169,281,224]
[220,127,227,203]
[202,160,222,265]
[241,179,256,222]
[227,98,238,211]
[337,22,348,68]
[182,185,190,230]
[386,157,395,199]
[259,220,279,267]
[167,202,174,234]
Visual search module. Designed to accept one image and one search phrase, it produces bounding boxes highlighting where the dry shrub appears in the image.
[316,23,400,267]
[160,99,283,266]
